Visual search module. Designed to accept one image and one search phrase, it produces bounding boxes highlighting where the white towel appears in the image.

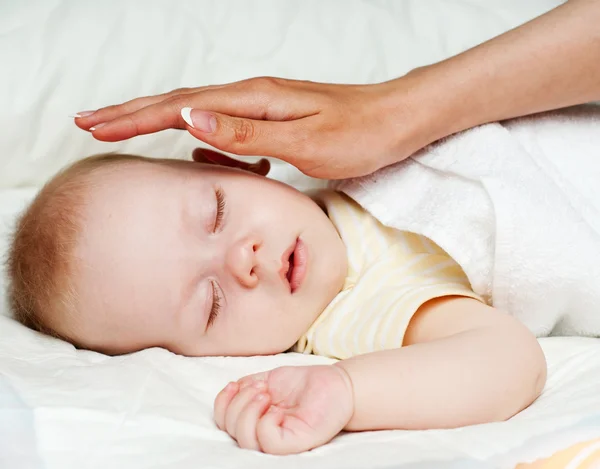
[333,104,600,337]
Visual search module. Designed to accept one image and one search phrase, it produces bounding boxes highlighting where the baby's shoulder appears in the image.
[316,191,451,265]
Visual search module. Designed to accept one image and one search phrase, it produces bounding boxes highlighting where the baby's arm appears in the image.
[338,297,547,431]
[214,297,547,454]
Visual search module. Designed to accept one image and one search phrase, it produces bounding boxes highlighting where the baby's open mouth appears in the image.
[286,251,295,284]
[281,238,308,294]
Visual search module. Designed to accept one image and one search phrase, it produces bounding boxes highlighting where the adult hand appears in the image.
[75,1,600,180]
[192,148,271,177]
[74,76,434,179]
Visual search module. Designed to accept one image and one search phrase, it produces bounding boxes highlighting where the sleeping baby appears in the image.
[6,150,547,455]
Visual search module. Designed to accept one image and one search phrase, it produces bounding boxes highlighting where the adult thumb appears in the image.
[180,107,306,160]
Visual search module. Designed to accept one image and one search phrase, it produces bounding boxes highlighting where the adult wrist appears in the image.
[367,69,443,168]
[378,63,479,163]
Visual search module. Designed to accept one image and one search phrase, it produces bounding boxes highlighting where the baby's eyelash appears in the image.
[214,187,226,232]
[208,281,222,328]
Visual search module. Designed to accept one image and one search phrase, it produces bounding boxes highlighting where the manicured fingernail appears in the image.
[181,107,193,127]
[181,107,216,133]
[70,110,96,118]
[89,123,106,132]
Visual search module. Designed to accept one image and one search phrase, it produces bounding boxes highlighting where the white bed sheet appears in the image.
[2,181,600,469]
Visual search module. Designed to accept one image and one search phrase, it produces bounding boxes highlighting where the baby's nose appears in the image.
[226,238,259,288]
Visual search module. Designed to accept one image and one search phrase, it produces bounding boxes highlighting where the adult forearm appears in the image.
[395,0,600,145]
[336,322,546,432]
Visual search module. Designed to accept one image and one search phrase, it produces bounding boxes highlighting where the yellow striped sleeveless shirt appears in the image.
[294,191,483,360]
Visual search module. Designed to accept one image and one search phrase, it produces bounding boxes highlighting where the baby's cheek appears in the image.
[224,287,301,354]
[249,298,299,352]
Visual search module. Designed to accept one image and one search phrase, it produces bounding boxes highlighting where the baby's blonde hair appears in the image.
[6,153,170,343]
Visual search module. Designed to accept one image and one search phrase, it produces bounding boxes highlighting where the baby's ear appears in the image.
[192,148,270,177]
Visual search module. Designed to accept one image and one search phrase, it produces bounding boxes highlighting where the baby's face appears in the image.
[68,160,348,356]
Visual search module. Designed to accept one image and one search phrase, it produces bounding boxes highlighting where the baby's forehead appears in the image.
[73,163,187,313]
[95,159,182,184]
[83,161,186,205]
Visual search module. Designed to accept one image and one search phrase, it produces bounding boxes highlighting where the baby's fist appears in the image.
[214,365,354,454]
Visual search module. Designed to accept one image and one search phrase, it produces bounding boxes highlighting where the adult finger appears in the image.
[193,148,271,176]
[183,108,316,162]
[74,87,202,130]
[192,148,251,167]
[88,78,317,142]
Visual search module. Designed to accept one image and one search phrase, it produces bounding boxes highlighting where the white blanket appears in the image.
[335,105,600,338]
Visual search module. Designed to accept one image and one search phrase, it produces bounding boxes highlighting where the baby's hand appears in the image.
[213,365,354,455]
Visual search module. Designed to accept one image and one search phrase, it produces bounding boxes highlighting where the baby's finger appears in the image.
[256,406,291,455]
[234,393,272,451]
[213,382,239,431]
[257,408,318,455]
[237,371,269,390]
[224,383,265,439]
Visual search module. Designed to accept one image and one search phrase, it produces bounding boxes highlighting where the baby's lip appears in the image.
[289,238,307,293]
[279,239,297,289]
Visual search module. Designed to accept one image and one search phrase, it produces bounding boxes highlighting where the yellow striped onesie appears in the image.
[294,191,483,360]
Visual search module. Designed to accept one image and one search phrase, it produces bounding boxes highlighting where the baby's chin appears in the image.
[227,334,306,358]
